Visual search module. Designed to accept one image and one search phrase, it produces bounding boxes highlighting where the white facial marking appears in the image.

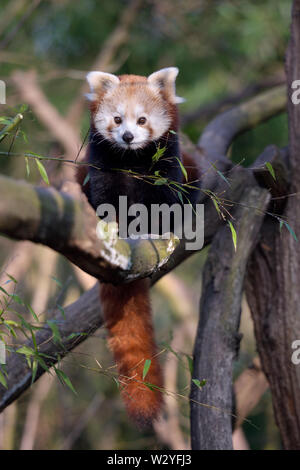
[93,90,171,150]
[87,68,183,150]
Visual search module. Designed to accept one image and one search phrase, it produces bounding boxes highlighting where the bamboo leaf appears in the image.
[152,145,166,165]
[154,178,168,185]
[0,370,7,388]
[192,378,206,389]
[83,173,90,186]
[186,355,193,375]
[142,359,152,380]
[265,162,276,181]
[228,221,237,251]
[55,368,77,395]
[175,157,188,182]
[283,221,298,241]
[35,159,49,185]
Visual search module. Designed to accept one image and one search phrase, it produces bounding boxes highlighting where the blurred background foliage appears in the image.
[0,0,290,450]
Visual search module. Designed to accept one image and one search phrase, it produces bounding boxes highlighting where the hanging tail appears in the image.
[100,279,163,427]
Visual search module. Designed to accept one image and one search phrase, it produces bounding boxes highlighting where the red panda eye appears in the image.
[114,116,122,124]
[137,117,147,125]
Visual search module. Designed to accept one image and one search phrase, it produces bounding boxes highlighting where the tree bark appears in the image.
[191,180,270,449]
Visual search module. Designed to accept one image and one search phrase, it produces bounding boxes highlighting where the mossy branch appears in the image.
[0,176,179,283]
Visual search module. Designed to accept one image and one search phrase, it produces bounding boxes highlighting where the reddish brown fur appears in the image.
[100,279,163,427]
[88,73,179,133]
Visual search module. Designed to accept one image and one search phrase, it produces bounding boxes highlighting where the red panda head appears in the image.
[86,67,184,150]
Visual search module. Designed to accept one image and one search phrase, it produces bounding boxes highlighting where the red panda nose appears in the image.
[122,131,134,143]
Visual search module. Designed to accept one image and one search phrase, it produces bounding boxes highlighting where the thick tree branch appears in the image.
[198,85,286,160]
[181,73,285,126]
[190,178,270,450]
[0,177,178,283]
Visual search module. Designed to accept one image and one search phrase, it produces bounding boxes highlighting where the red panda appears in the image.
[77,67,199,427]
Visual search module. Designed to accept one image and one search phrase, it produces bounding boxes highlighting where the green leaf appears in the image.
[211,163,231,186]
[4,320,19,327]
[27,151,47,159]
[142,359,151,380]
[217,170,230,186]
[228,221,237,251]
[57,304,66,319]
[31,330,38,351]
[186,355,193,375]
[66,332,87,340]
[265,162,276,181]
[83,173,90,186]
[47,320,62,345]
[192,378,206,389]
[25,157,30,178]
[4,322,17,338]
[154,178,168,186]
[51,276,63,288]
[175,157,188,182]
[177,191,184,204]
[26,303,39,323]
[35,355,49,372]
[0,117,12,125]
[113,377,120,389]
[35,159,49,185]
[55,368,77,395]
[0,370,7,388]
[6,273,17,284]
[19,104,28,113]
[283,221,298,242]
[16,345,34,357]
[0,286,9,296]
[10,294,24,305]
[279,220,283,232]
[31,359,38,384]
[20,130,28,144]
[152,145,166,165]
[212,197,221,215]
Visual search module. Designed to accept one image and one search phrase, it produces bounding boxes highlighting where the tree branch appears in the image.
[181,73,285,126]
[190,179,270,450]
[198,85,286,160]
[11,70,81,160]
[0,177,179,283]
[0,284,102,412]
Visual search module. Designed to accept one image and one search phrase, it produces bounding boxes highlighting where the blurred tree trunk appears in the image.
[246,0,300,449]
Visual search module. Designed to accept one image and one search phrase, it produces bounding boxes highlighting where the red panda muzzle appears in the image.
[99,279,163,427]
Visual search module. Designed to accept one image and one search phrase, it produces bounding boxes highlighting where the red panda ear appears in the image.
[86,71,120,101]
[147,67,185,104]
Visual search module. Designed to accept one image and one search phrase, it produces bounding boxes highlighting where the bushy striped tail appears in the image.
[100,279,163,427]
